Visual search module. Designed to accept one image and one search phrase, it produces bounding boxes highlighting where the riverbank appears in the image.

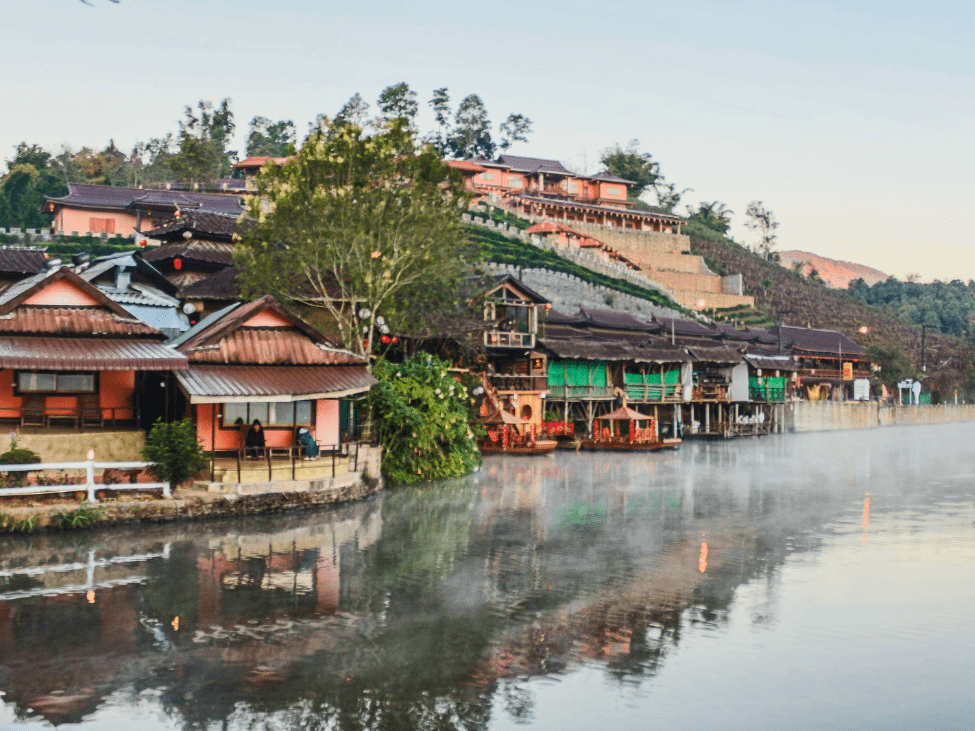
[0,475,384,534]
[786,401,975,433]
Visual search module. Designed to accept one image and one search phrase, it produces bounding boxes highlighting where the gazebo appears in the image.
[581,404,680,451]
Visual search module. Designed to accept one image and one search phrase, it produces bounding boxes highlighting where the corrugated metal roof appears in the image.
[176,364,376,403]
[744,355,799,372]
[0,337,187,370]
[0,307,160,336]
[120,304,189,334]
[183,329,363,365]
[0,249,47,276]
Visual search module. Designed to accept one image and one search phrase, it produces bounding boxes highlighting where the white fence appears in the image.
[0,458,169,501]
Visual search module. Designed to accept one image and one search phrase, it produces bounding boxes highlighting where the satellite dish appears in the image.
[182,303,197,314]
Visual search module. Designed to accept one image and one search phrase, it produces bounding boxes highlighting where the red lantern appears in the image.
[174,209,182,219]
[48,203,55,212]
[392,336,398,343]
[381,335,391,344]
[138,239,147,248]
[173,257,182,270]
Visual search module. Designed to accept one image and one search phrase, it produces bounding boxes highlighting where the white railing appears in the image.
[0,458,169,501]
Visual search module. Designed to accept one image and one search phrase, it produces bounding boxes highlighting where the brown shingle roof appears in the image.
[498,155,574,176]
[0,249,47,276]
[777,325,864,356]
[144,241,236,268]
[144,211,252,242]
[0,337,185,370]
[0,307,158,336]
[178,266,240,300]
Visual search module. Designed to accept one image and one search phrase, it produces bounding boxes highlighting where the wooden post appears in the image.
[86,455,96,503]
[210,404,216,483]
[705,403,710,434]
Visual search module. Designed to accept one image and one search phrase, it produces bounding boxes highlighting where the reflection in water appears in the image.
[0,424,974,730]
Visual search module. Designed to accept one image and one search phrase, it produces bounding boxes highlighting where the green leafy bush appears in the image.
[0,446,42,487]
[141,419,207,487]
[368,354,482,485]
[50,503,105,531]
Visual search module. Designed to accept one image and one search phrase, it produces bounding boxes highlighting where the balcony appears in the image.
[626,384,683,403]
[484,330,534,349]
[546,384,615,400]
[489,374,548,393]
[749,386,786,402]
[692,383,729,401]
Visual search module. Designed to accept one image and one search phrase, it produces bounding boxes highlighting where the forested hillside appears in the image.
[686,223,975,398]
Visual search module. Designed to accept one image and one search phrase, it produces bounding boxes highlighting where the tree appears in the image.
[498,113,533,153]
[0,143,66,228]
[448,94,494,159]
[428,87,451,154]
[686,201,733,235]
[234,120,479,359]
[744,201,779,260]
[332,93,371,129]
[655,181,692,213]
[866,344,912,398]
[600,140,661,203]
[246,116,296,157]
[169,99,237,182]
[377,82,418,125]
[367,354,482,484]
[142,419,207,487]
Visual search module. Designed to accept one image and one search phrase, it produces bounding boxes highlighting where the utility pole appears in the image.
[921,324,926,374]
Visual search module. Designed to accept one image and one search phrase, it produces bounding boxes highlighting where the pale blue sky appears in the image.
[3,0,973,281]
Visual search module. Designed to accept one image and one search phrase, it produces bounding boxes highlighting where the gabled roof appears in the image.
[498,155,574,176]
[601,405,654,421]
[45,183,245,216]
[79,251,177,296]
[654,316,718,339]
[447,160,488,173]
[144,211,252,242]
[579,307,654,332]
[777,325,864,355]
[232,156,288,170]
[143,240,236,268]
[170,295,364,366]
[0,266,162,337]
[487,274,550,304]
[0,248,47,277]
[588,171,636,185]
[177,266,241,300]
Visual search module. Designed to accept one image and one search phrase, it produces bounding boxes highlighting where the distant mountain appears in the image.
[777,250,889,289]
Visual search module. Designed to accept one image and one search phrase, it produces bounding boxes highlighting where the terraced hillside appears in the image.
[688,228,975,397]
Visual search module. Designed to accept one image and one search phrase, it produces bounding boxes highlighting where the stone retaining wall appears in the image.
[786,401,975,433]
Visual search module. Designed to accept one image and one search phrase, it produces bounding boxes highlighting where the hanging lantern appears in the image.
[381,335,391,344]
[392,336,398,344]
[48,203,55,212]
[138,239,147,248]
[173,257,182,270]
[174,209,182,219]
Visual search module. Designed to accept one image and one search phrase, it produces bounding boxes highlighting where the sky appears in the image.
[2,0,974,282]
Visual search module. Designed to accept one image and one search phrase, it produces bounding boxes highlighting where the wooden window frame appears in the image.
[219,400,316,430]
[15,371,98,395]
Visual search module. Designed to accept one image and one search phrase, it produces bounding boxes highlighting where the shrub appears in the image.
[141,419,207,487]
[367,354,482,485]
[50,503,105,531]
[0,446,42,487]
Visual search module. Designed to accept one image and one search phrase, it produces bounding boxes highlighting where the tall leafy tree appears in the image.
[600,141,661,203]
[744,201,779,260]
[331,93,371,129]
[498,113,533,153]
[234,120,480,359]
[0,143,67,228]
[376,82,419,125]
[245,116,296,157]
[169,99,237,182]
[448,95,494,159]
[428,87,451,154]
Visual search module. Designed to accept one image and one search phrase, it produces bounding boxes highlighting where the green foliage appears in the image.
[448,94,494,158]
[169,99,237,182]
[865,344,913,393]
[686,201,733,235]
[235,120,479,357]
[367,354,482,485]
[377,82,419,124]
[471,225,681,311]
[0,447,41,465]
[744,201,779,259]
[498,113,533,153]
[246,116,296,157]
[0,143,67,229]
[49,503,105,532]
[141,419,207,487]
[0,514,39,534]
[849,276,975,340]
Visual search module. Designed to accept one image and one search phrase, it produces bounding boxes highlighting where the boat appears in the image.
[478,408,558,455]
[578,405,682,452]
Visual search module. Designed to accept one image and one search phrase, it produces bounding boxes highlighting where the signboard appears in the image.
[853,378,871,401]
[842,362,854,381]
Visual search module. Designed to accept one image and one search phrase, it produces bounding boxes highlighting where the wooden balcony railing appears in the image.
[546,385,615,400]
[692,383,729,401]
[484,330,534,348]
[489,374,548,393]
[749,386,786,402]
[626,384,683,402]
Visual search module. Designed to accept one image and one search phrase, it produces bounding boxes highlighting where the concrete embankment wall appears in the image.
[786,402,975,433]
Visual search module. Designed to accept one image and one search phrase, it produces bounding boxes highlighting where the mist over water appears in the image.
[1,423,973,730]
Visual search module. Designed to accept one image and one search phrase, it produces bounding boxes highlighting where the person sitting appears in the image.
[297,427,319,460]
[244,419,265,459]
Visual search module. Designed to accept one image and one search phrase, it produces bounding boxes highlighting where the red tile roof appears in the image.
[448,160,487,173]
[232,156,288,169]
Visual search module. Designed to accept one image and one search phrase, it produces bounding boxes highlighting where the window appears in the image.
[479,172,495,181]
[604,186,621,196]
[568,181,578,194]
[222,401,314,427]
[88,217,116,234]
[17,371,95,393]
[507,177,522,188]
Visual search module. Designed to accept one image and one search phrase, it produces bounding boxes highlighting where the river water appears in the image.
[1,423,973,730]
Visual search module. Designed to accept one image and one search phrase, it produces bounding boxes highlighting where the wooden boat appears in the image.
[578,405,682,452]
[479,408,558,456]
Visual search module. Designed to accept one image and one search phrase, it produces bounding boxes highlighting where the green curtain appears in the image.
[548,360,565,388]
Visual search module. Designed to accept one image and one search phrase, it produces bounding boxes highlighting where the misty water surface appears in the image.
[0,423,973,731]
